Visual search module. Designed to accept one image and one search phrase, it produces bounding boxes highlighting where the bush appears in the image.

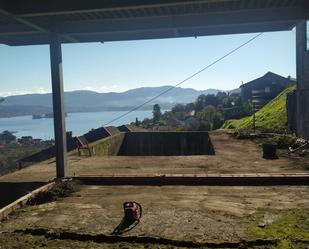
[28,180,79,205]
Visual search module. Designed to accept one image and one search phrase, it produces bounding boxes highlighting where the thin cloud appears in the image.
[81,84,120,92]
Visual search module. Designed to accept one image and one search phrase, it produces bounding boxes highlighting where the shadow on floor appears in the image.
[0,182,46,208]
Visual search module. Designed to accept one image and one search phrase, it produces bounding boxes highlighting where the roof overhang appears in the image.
[0,0,309,46]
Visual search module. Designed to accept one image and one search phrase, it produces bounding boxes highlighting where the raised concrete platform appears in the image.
[1,185,309,248]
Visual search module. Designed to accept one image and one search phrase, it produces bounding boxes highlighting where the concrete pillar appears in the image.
[295,20,309,140]
[49,35,67,178]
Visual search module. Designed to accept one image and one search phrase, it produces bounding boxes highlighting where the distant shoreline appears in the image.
[0,110,156,140]
[0,108,160,119]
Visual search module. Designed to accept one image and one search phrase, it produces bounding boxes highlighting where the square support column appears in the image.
[50,35,67,178]
[295,20,309,140]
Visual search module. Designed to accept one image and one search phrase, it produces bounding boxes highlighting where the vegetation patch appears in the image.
[222,85,296,133]
[259,135,297,149]
[28,180,79,205]
[0,146,45,176]
[247,209,309,248]
[139,91,246,132]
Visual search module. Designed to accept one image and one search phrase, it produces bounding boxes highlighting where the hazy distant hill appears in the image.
[228,88,241,94]
[0,86,233,117]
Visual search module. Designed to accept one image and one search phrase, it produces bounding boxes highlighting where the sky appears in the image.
[0,30,296,97]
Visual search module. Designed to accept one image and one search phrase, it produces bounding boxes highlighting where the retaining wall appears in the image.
[87,133,125,156]
[118,132,215,156]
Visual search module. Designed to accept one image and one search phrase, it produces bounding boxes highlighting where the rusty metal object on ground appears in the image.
[112,201,142,235]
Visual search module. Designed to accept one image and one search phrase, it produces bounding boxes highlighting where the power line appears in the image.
[104,32,263,126]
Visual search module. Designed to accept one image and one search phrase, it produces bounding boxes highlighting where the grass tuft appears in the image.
[248,209,309,248]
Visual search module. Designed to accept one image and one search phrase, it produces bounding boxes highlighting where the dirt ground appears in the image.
[1,185,309,248]
[1,130,308,183]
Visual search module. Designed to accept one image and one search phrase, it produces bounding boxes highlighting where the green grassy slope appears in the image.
[222,85,296,132]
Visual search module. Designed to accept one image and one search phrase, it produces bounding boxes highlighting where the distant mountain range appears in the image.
[0,86,239,117]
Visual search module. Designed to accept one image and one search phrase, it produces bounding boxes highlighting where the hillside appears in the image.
[0,86,228,117]
[222,85,296,132]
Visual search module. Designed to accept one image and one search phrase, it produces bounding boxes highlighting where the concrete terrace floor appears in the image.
[1,185,309,248]
[1,130,309,248]
[1,130,309,183]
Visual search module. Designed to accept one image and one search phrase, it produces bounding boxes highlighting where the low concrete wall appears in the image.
[0,182,46,209]
[89,133,125,156]
[19,137,78,166]
[84,127,110,143]
[19,126,120,166]
[0,182,55,220]
[118,132,215,156]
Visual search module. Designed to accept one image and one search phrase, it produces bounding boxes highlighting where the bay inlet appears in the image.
[0,110,155,140]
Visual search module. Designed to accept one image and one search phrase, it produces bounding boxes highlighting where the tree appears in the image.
[195,94,219,112]
[141,118,152,129]
[242,101,253,116]
[171,104,186,121]
[135,117,140,126]
[185,103,195,112]
[216,92,228,102]
[204,94,218,107]
[197,105,223,130]
[172,104,185,113]
[213,112,223,129]
[199,121,211,131]
[195,94,206,112]
[0,130,16,144]
[152,104,162,123]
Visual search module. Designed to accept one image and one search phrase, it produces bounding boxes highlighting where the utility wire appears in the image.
[104,32,263,126]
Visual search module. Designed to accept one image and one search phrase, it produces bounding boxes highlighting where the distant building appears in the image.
[240,72,295,105]
[18,136,33,145]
